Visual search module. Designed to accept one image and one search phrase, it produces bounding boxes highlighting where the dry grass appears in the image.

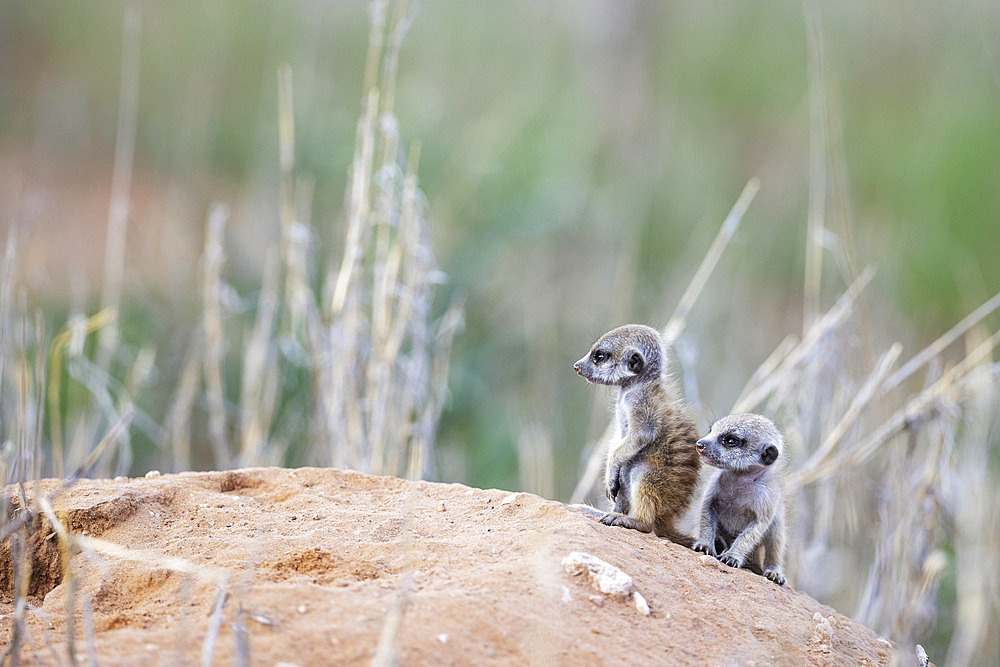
[1,1,459,663]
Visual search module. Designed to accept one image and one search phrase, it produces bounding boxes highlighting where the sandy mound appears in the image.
[1,467,894,665]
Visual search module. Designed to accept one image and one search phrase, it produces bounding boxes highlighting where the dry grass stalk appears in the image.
[845,327,1000,470]
[293,2,459,477]
[166,341,201,471]
[201,203,233,469]
[82,594,98,667]
[802,0,828,332]
[882,288,1000,394]
[370,573,413,667]
[34,495,77,663]
[46,309,116,479]
[663,177,760,345]
[96,3,142,369]
[238,248,282,467]
[793,342,901,485]
[944,367,1000,665]
[517,423,556,500]
[1,533,30,667]
[201,576,231,667]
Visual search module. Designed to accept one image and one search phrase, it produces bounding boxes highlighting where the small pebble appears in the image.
[438,501,446,512]
[633,591,650,616]
[588,595,604,607]
[297,605,308,614]
[144,470,160,478]
[437,634,449,644]
[500,492,520,505]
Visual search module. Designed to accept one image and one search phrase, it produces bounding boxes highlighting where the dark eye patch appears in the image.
[721,434,743,448]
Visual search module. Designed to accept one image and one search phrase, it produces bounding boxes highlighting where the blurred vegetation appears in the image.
[1,0,999,662]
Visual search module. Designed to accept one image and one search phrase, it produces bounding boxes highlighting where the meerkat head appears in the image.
[573,324,665,387]
[696,413,783,473]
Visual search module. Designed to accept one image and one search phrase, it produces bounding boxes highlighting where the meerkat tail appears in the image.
[566,503,605,519]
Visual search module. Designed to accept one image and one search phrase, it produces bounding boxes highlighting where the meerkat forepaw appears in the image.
[606,468,621,500]
[599,512,622,526]
[692,540,716,557]
[763,567,786,586]
[718,552,743,569]
[599,512,647,532]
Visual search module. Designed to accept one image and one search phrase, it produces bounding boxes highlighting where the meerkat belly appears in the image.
[714,480,763,536]
[625,461,651,509]
[716,503,758,538]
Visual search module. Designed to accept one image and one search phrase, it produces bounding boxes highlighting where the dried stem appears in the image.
[97,3,142,368]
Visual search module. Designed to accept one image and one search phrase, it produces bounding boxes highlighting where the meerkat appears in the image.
[692,413,787,585]
[573,324,701,546]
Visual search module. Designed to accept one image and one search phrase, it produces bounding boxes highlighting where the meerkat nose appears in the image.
[696,439,707,450]
[573,362,582,373]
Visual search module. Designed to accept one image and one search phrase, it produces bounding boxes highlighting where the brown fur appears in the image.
[574,324,701,546]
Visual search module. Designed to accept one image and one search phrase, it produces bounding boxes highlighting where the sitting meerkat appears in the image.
[573,324,701,546]
[692,413,787,585]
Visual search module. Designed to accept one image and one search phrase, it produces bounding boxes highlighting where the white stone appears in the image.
[633,591,650,616]
[500,492,520,505]
[561,551,633,598]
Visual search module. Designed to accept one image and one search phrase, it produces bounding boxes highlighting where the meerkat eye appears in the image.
[722,434,743,447]
[592,350,609,364]
[628,352,644,374]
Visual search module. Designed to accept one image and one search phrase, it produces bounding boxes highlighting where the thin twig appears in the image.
[662,177,760,345]
[883,288,1000,393]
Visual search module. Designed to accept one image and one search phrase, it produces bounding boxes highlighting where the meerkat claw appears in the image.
[764,568,786,586]
[719,554,742,569]
[692,541,715,556]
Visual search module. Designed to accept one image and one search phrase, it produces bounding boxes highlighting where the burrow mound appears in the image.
[1,467,896,665]
[1,487,173,597]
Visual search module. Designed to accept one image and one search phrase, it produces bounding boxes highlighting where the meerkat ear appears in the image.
[761,445,779,466]
[627,351,644,374]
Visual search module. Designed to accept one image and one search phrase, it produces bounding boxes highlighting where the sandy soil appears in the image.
[1,467,895,665]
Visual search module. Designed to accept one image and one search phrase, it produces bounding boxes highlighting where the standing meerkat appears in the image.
[692,413,787,585]
[573,324,701,546]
